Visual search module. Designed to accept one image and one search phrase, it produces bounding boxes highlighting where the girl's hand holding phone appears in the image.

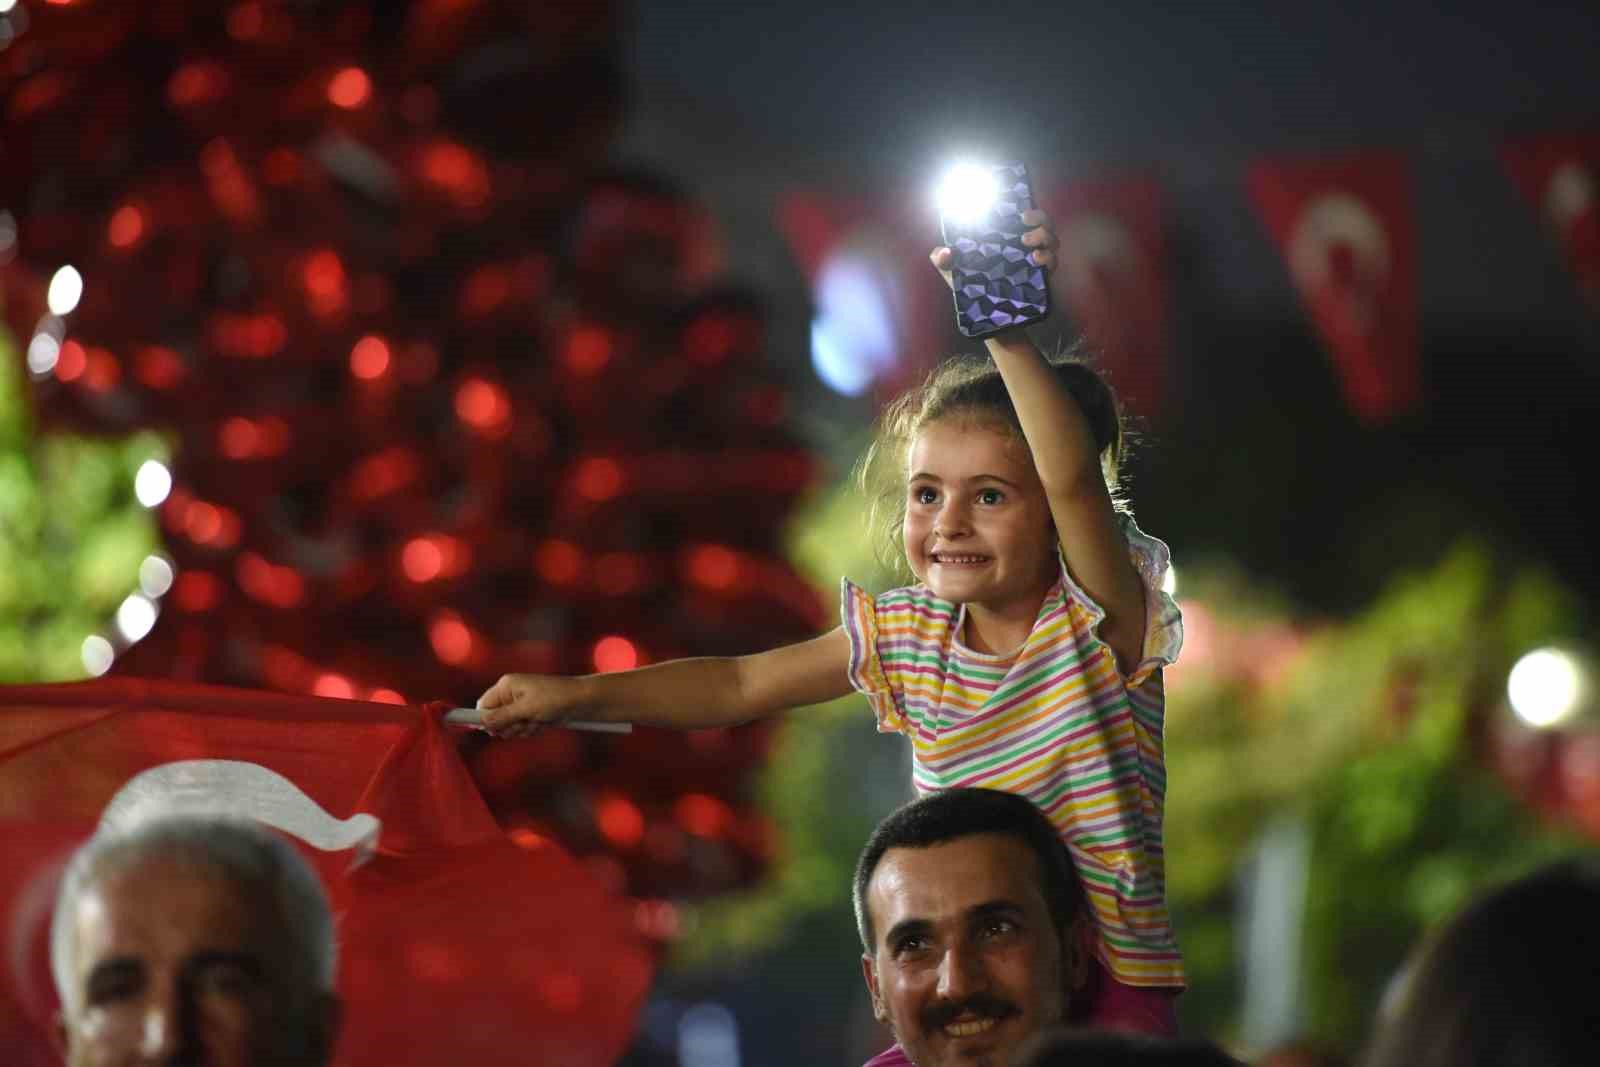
[930,208,1059,289]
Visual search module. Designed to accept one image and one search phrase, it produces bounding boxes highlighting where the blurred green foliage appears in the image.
[0,317,168,682]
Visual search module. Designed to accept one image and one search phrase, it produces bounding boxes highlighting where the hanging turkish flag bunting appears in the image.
[0,678,652,1067]
[1248,153,1420,422]
[1036,175,1172,420]
[1501,132,1600,311]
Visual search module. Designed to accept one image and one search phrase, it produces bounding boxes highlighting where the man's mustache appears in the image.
[921,993,1020,1031]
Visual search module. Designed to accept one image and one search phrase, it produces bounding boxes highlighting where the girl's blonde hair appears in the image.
[854,347,1126,579]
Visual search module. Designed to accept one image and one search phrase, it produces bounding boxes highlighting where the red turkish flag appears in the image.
[1036,176,1171,420]
[1501,132,1600,311]
[1248,153,1420,422]
[0,678,651,1066]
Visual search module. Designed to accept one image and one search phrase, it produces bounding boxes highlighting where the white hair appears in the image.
[50,815,337,1016]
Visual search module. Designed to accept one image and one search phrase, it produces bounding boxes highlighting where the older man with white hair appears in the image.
[50,815,342,1066]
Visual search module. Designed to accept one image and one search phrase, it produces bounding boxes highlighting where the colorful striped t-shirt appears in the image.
[841,515,1185,989]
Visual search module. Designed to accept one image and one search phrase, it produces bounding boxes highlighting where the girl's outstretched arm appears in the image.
[476,626,854,735]
[933,211,1148,671]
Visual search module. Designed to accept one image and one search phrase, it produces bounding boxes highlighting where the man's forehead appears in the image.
[74,853,272,966]
[867,834,1045,933]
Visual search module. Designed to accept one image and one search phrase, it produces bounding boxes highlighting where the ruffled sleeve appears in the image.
[839,579,910,735]
[1120,515,1184,687]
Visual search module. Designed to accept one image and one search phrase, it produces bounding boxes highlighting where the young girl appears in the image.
[477,210,1185,1034]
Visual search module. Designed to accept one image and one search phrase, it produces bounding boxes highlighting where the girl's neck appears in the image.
[961,593,1047,656]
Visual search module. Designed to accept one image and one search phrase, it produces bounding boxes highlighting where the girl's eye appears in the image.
[977,488,1003,505]
[912,486,939,505]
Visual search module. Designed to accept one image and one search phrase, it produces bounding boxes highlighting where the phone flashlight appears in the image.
[936,163,1000,225]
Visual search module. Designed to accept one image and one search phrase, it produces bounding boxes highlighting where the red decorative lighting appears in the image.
[564,325,612,374]
[302,249,349,316]
[54,340,87,382]
[534,540,584,585]
[573,457,624,502]
[134,345,187,389]
[327,66,372,110]
[236,552,305,608]
[172,571,222,614]
[594,792,644,848]
[674,793,733,838]
[312,673,355,699]
[350,335,392,380]
[454,377,511,433]
[107,204,146,249]
[591,635,637,673]
[686,544,740,591]
[428,611,475,666]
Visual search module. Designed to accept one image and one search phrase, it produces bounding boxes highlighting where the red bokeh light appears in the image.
[401,535,471,583]
[686,544,740,591]
[301,249,348,316]
[349,446,422,502]
[54,340,87,382]
[369,688,406,705]
[184,501,242,548]
[167,61,229,109]
[209,313,287,360]
[534,540,584,585]
[509,827,550,851]
[594,792,644,848]
[454,377,511,434]
[217,416,290,460]
[674,793,733,838]
[135,345,187,389]
[592,635,638,673]
[420,141,491,210]
[684,314,740,365]
[107,204,145,249]
[313,673,355,699]
[236,553,305,608]
[83,348,121,392]
[326,66,371,109]
[564,325,612,375]
[349,335,391,380]
[458,265,510,317]
[172,572,222,614]
[573,457,624,502]
[428,612,475,666]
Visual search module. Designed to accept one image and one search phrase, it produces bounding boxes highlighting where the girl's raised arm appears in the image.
[932,211,1148,672]
[477,626,854,735]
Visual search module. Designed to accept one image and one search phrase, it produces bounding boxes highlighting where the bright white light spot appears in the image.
[1161,564,1178,597]
[0,1,16,14]
[937,163,999,225]
[139,555,176,598]
[47,265,84,316]
[1508,647,1585,729]
[82,635,115,677]
[134,460,172,508]
[677,1001,740,1067]
[808,245,900,396]
[810,318,870,396]
[116,594,159,644]
[26,332,60,375]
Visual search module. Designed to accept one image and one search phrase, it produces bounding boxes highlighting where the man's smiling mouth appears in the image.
[942,1016,1000,1038]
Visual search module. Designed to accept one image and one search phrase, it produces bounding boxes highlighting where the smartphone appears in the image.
[940,161,1049,338]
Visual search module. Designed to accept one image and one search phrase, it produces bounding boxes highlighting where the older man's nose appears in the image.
[139,983,198,1063]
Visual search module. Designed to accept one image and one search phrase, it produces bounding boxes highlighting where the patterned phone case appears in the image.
[941,161,1049,338]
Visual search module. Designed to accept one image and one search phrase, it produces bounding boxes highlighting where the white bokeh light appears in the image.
[936,163,999,225]
[81,635,115,677]
[139,554,176,598]
[134,459,173,508]
[26,332,60,375]
[1507,647,1585,729]
[47,265,84,316]
[1162,564,1179,597]
[116,594,159,644]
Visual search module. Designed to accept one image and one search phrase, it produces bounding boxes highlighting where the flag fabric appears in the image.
[1248,153,1420,422]
[1036,175,1172,420]
[0,677,651,1066]
[1501,132,1600,311]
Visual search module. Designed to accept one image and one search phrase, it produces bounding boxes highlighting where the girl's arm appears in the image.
[477,626,854,735]
[934,212,1149,671]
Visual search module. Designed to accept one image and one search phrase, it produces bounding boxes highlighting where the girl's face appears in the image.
[902,417,1058,613]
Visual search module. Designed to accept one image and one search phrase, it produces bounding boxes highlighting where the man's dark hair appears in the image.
[853,787,1086,953]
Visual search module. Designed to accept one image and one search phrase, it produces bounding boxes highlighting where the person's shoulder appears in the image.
[861,1045,913,1067]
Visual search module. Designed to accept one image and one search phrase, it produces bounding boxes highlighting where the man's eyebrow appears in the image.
[967,900,1026,922]
[882,917,934,947]
[85,958,142,995]
[186,950,266,978]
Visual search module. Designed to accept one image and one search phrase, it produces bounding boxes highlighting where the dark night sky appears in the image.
[626,2,1599,177]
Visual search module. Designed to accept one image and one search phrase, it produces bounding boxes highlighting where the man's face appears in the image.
[57,853,335,1067]
[861,834,1081,1067]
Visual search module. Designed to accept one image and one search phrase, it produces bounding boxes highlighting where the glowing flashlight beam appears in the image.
[937,163,999,226]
